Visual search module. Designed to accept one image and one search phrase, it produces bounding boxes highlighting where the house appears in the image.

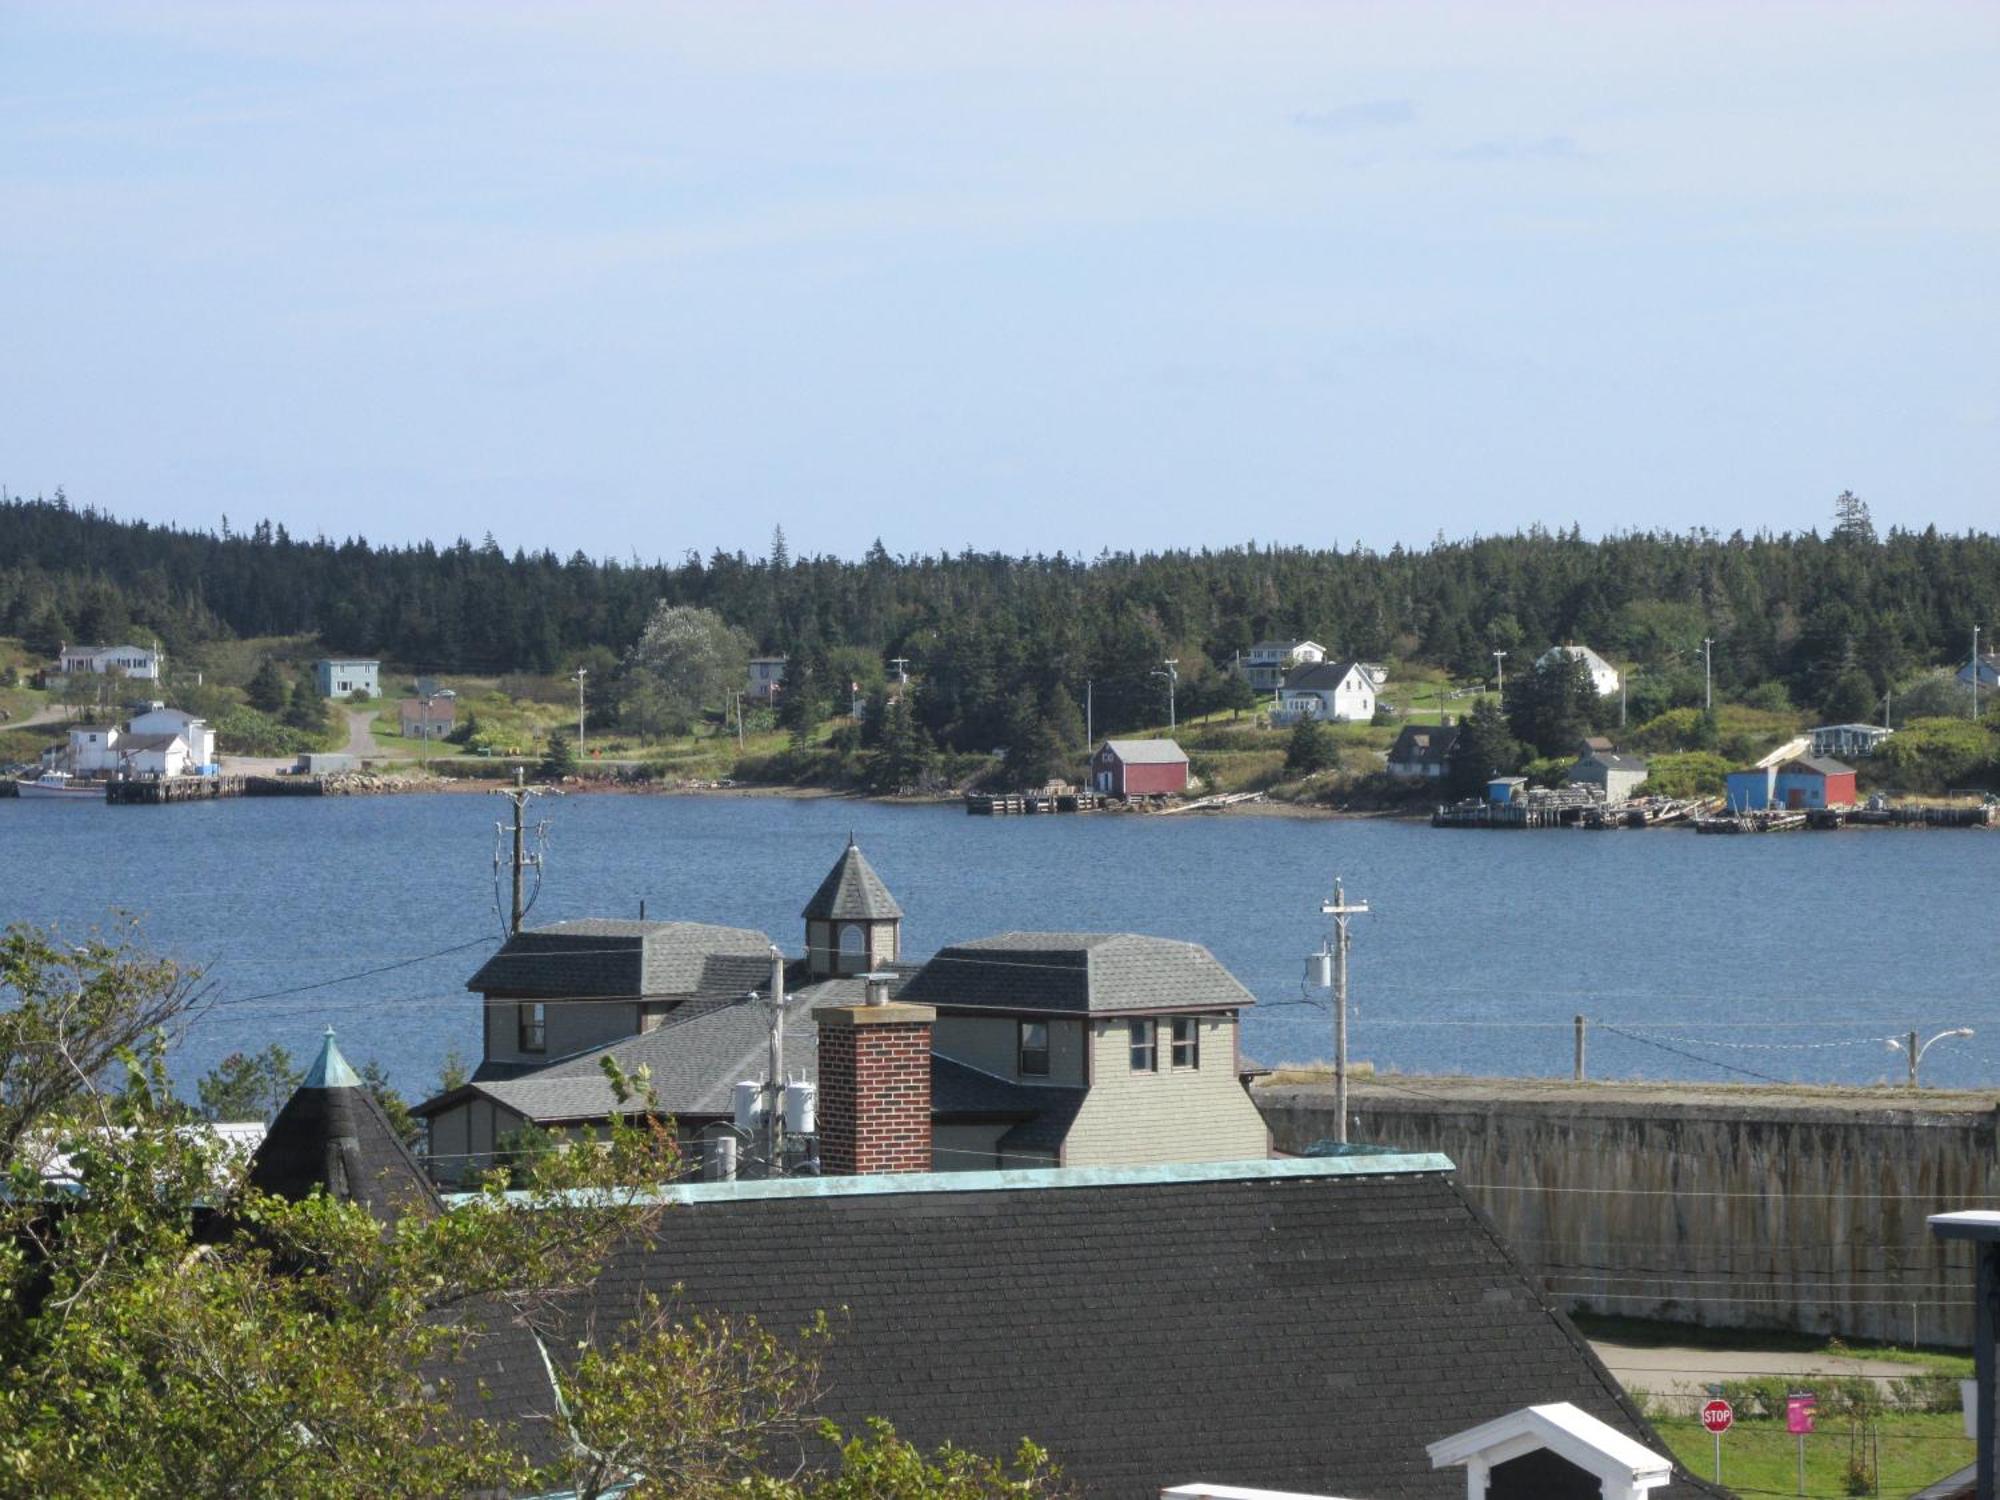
[1092,738,1189,797]
[314,658,380,698]
[1810,723,1894,760]
[398,697,457,740]
[260,1030,1719,1500]
[1725,755,1858,811]
[1957,654,2000,692]
[747,656,787,703]
[127,703,216,766]
[65,725,121,775]
[56,642,162,681]
[1274,660,1378,725]
[115,732,192,779]
[416,842,1270,1181]
[1243,639,1326,691]
[1567,750,1650,802]
[1386,721,1460,778]
[1536,644,1621,698]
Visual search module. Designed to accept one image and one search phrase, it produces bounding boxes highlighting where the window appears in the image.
[1018,1020,1050,1078]
[1171,1016,1200,1069]
[838,923,867,972]
[518,1002,546,1053]
[1128,1018,1157,1072]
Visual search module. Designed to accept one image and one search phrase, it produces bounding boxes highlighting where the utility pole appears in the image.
[1702,638,1714,712]
[1317,878,1370,1145]
[1974,626,1983,720]
[571,667,588,754]
[1156,659,1179,731]
[764,945,786,1175]
[1492,650,1507,710]
[490,766,558,935]
[1085,679,1093,748]
[734,690,745,750]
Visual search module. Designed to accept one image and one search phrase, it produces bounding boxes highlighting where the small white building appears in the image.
[117,733,192,779]
[315,658,380,698]
[128,704,216,766]
[1243,640,1325,692]
[1536,644,1621,698]
[1274,661,1378,724]
[58,642,162,681]
[66,725,121,774]
[747,656,787,703]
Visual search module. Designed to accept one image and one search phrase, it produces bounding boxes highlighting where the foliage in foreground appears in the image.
[0,922,1066,1500]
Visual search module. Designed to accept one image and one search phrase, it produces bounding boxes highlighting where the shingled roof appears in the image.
[897,932,1256,1016]
[457,1158,1711,1499]
[801,836,903,921]
[247,1030,440,1221]
[465,918,774,999]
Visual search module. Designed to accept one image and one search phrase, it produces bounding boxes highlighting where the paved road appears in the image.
[1591,1339,1924,1403]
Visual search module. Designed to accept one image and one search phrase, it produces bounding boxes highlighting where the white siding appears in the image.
[1060,1015,1269,1167]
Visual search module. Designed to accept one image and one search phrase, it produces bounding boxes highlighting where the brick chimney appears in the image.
[814,976,933,1175]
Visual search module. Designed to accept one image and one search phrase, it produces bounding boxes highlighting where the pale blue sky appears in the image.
[3,3,1995,559]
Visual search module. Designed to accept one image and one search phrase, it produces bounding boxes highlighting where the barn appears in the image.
[1092,738,1190,798]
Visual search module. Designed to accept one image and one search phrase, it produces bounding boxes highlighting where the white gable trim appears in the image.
[1426,1402,1671,1500]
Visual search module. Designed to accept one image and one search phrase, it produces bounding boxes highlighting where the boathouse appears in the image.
[1092,738,1189,797]
[1725,755,1857,811]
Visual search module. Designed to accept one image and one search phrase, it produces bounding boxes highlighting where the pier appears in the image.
[105,776,244,805]
[965,786,1106,815]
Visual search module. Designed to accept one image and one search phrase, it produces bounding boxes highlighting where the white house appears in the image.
[57,643,162,681]
[1243,640,1325,692]
[127,704,216,766]
[747,656,787,703]
[117,733,192,779]
[66,725,121,774]
[1537,644,1621,698]
[314,658,380,698]
[1274,660,1377,724]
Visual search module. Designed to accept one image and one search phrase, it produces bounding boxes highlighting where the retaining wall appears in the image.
[1255,1078,1998,1345]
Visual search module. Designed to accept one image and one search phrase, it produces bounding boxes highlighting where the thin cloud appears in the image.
[1443,134,1585,163]
[1292,99,1417,134]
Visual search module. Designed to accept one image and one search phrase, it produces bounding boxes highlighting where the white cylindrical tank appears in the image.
[732,1080,764,1132]
[702,1133,738,1182]
[783,1079,816,1136]
[1307,951,1333,989]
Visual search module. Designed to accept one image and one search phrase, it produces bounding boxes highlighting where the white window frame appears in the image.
[1018,1020,1051,1078]
[1170,1015,1200,1069]
[1128,1018,1158,1072]
[518,1002,547,1053]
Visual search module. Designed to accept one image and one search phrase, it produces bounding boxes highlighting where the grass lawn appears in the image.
[1652,1411,1968,1497]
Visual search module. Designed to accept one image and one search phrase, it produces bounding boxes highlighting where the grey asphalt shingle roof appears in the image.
[896,931,1256,1016]
[1281,659,1366,692]
[1388,723,1460,766]
[528,1165,1706,1500]
[1788,755,1856,777]
[1098,738,1188,765]
[465,918,774,999]
[800,837,904,921]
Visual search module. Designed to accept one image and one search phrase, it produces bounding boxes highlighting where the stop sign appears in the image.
[1701,1400,1734,1434]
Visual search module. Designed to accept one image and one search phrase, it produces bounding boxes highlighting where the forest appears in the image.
[2,490,1996,758]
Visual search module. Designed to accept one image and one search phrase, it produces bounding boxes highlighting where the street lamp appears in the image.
[1886,1028,1976,1089]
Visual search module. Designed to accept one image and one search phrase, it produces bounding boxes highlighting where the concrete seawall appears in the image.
[1255,1076,1999,1345]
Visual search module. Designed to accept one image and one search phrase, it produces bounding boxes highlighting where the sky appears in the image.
[3,2,1996,562]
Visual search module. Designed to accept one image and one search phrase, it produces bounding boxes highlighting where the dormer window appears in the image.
[1018,1021,1050,1078]
[518,1002,546,1053]
[1171,1016,1200,1069]
[1128,1018,1157,1072]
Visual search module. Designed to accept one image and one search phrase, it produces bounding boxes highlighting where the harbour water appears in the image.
[5,792,1997,1101]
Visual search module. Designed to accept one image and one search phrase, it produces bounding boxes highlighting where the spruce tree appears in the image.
[246,659,289,714]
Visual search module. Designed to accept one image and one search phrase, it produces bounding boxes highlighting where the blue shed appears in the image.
[1725,766,1775,811]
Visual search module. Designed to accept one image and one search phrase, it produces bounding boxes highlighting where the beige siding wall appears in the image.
[424,1096,527,1185]
[933,1014,1084,1084]
[1062,1015,1269,1167]
[483,997,638,1068]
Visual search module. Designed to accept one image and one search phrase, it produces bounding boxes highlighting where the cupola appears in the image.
[801,834,904,977]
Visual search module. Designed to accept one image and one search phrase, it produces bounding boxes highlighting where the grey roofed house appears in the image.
[896,931,1258,1016]
[1278,658,1369,692]
[800,835,903,921]
[465,918,774,1000]
[1096,737,1188,765]
[436,1155,1721,1500]
[1386,722,1461,773]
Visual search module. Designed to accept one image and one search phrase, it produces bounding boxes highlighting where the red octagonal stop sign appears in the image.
[1701,1399,1734,1434]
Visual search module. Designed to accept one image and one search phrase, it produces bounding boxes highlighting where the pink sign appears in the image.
[1786,1394,1817,1435]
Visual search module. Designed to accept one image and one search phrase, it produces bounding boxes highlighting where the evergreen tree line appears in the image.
[4,492,1997,754]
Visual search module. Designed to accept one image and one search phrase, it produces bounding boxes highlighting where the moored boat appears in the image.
[13,771,105,800]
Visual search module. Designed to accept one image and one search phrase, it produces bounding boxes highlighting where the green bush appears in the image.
[1522,756,1570,789]
[1636,750,1731,798]
[1870,717,1999,794]
[213,706,320,756]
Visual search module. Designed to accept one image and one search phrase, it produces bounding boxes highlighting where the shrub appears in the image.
[1870,717,1999,794]
[1635,750,1731,798]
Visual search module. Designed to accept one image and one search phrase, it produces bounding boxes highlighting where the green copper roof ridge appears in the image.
[303,1026,362,1089]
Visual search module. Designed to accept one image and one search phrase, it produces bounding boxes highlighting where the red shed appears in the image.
[1774,756,1857,809]
[1092,738,1189,798]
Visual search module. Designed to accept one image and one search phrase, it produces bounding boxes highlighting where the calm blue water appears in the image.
[5,792,1998,1100]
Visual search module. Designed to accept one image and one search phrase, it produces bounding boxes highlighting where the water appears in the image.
[5,792,1998,1100]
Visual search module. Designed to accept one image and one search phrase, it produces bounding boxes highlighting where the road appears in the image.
[341,707,382,758]
[1590,1339,1927,1408]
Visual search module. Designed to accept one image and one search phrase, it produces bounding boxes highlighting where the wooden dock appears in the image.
[965,787,1106,815]
[105,776,244,805]
[1694,810,1808,834]
[1806,802,1996,830]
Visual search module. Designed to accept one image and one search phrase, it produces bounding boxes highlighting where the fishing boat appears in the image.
[13,770,104,800]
